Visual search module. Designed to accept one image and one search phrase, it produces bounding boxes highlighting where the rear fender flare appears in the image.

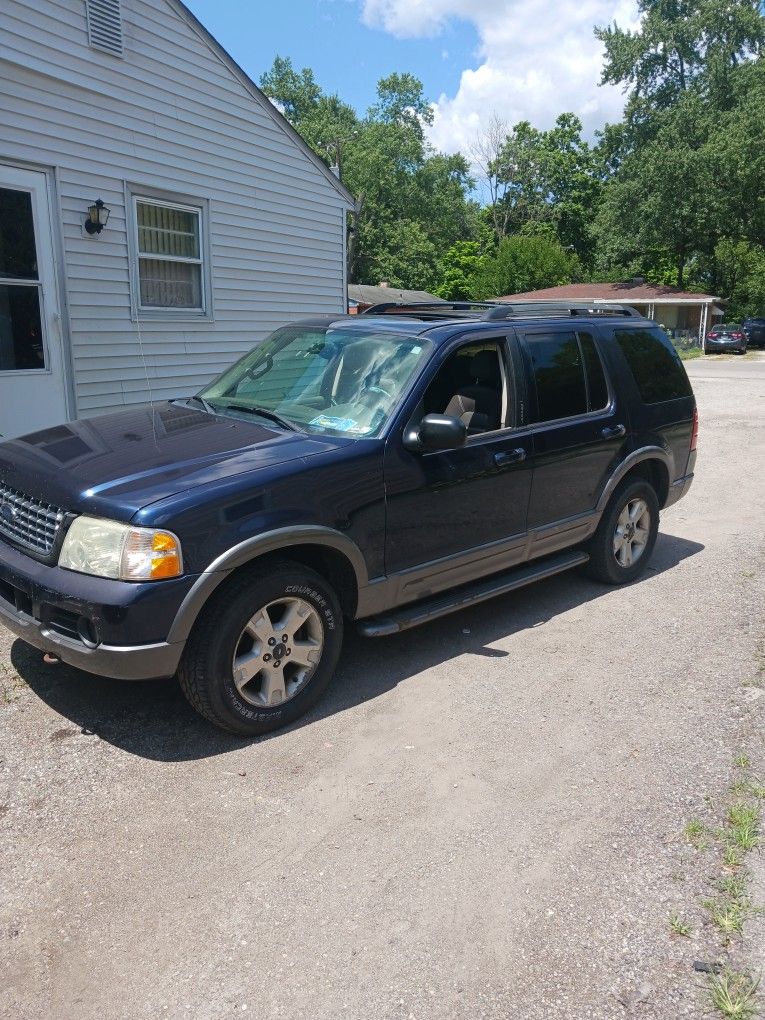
[595,446,673,515]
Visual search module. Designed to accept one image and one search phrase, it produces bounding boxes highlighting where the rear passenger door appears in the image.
[517,325,627,545]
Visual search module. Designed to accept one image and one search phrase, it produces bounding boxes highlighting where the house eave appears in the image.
[170,0,356,210]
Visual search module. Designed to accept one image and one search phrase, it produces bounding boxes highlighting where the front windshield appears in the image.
[198,325,431,437]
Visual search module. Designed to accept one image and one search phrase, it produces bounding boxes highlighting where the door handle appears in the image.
[494,448,526,467]
[601,424,626,439]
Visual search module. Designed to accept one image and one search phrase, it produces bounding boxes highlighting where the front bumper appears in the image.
[0,539,194,680]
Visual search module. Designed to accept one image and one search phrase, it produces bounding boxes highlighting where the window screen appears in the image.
[135,200,203,310]
[615,328,692,403]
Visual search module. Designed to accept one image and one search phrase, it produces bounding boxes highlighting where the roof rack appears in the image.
[361,300,643,321]
[362,301,498,319]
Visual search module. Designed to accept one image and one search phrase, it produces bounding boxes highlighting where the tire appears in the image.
[178,560,343,735]
[585,479,659,586]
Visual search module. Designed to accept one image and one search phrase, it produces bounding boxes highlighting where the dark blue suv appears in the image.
[0,301,697,735]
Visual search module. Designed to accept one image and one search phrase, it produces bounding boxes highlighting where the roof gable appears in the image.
[168,0,355,210]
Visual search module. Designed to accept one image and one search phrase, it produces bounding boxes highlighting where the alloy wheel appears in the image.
[613,498,651,568]
[232,597,324,708]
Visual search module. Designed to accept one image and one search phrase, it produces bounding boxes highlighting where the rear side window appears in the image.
[525,331,609,423]
[615,328,692,403]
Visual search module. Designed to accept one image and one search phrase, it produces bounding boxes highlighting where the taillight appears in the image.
[690,407,698,451]
[708,333,717,338]
[732,332,743,339]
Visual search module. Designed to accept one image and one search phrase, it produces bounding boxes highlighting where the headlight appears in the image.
[58,517,183,581]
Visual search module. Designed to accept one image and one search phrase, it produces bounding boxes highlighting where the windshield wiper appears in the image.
[219,404,300,432]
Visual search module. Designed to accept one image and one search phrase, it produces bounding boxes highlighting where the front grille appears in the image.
[0,484,66,555]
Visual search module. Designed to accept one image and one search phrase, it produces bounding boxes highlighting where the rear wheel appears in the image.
[178,561,343,735]
[586,479,659,585]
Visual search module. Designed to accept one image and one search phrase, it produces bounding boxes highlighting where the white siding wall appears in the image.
[0,0,350,416]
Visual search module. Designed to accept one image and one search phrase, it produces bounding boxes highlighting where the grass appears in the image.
[708,969,760,1019]
[677,754,763,1018]
[679,347,703,360]
[723,845,743,869]
[668,911,692,937]
[726,803,760,851]
[718,875,748,901]
[684,817,709,850]
[703,897,749,939]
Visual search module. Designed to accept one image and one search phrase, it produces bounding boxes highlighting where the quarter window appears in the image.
[615,328,692,403]
[134,198,204,311]
[578,332,609,411]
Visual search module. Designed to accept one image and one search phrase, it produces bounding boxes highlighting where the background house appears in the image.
[498,282,723,339]
[348,283,444,314]
[0,0,354,439]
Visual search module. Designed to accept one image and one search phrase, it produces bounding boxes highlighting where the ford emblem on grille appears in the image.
[0,503,17,524]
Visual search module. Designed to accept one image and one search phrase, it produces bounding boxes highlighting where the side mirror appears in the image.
[403,413,467,452]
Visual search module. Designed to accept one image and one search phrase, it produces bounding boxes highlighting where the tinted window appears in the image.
[526,332,587,422]
[615,328,692,403]
[578,332,609,410]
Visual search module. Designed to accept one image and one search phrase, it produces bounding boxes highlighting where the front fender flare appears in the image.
[167,526,369,644]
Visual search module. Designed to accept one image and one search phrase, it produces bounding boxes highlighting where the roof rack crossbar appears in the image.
[483,301,642,320]
[361,299,643,322]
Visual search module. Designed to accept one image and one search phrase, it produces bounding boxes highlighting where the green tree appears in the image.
[490,114,602,266]
[593,3,765,289]
[712,239,765,318]
[259,55,322,123]
[366,220,439,291]
[435,241,488,300]
[596,0,764,112]
[471,235,579,299]
[259,58,480,288]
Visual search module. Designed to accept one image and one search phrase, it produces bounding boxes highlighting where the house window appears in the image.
[133,198,206,312]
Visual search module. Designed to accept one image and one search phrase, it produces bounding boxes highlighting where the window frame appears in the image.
[126,184,213,322]
[402,331,520,447]
[518,326,614,428]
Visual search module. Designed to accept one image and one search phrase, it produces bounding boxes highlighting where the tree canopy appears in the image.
[259,0,765,316]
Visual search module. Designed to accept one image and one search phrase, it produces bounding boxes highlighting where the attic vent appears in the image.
[86,0,124,56]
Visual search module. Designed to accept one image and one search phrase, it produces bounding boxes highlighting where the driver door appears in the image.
[383,332,533,600]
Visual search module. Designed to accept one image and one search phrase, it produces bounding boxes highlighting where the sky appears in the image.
[184,0,641,155]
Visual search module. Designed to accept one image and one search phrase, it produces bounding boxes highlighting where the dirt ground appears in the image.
[1,354,763,1020]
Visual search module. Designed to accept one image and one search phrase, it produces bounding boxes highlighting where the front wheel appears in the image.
[585,480,659,585]
[178,560,343,735]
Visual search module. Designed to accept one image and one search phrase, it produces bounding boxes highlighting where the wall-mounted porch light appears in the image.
[84,198,110,235]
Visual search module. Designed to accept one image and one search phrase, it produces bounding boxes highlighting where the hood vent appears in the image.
[86,0,124,56]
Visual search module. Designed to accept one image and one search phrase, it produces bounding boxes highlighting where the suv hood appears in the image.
[0,402,348,522]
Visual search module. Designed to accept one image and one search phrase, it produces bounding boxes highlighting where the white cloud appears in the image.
[361,0,641,154]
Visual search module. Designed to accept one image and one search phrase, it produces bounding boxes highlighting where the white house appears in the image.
[0,0,355,438]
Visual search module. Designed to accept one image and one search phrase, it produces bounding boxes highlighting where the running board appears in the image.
[357,550,590,637]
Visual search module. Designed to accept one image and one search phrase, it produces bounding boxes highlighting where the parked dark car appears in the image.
[743,317,765,349]
[0,301,697,735]
[704,323,747,354]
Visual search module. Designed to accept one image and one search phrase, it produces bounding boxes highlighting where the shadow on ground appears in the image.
[9,532,704,762]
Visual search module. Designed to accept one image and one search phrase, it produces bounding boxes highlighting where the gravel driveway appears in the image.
[1,355,763,1020]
